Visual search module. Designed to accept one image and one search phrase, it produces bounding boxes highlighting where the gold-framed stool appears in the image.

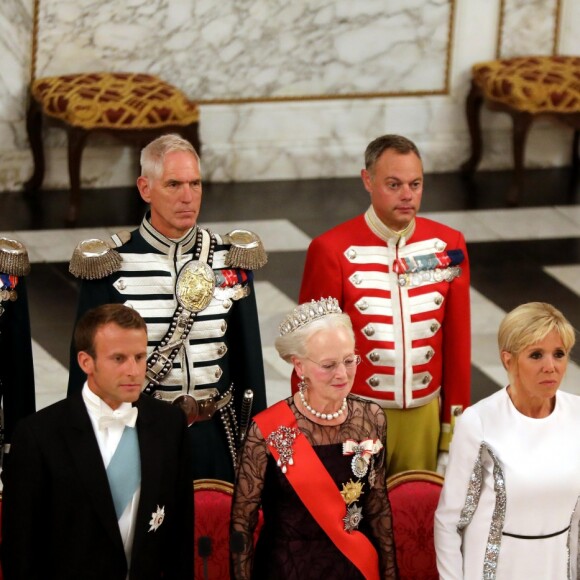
[461,55,580,204]
[24,72,201,224]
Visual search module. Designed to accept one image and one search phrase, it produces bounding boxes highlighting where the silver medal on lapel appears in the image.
[343,504,363,532]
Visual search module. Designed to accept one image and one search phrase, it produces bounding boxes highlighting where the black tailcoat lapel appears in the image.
[133,396,165,546]
[64,393,125,554]
[2,391,192,579]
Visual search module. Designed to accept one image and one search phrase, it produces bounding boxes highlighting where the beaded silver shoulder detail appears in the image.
[456,442,506,580]
[567,500,580,579]
[457,443,485,533]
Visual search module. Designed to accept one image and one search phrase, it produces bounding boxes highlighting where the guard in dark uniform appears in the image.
[67,134,267,483]
[0,238,36,464]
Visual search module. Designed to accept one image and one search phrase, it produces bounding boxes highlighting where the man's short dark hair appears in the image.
[74,304,147,358]
[364,134,422,173]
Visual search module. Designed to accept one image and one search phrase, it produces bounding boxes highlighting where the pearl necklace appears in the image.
[298,389,347,421]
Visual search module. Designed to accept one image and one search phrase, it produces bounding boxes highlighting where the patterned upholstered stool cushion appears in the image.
[31,72,199,130]
[472,56,580,113]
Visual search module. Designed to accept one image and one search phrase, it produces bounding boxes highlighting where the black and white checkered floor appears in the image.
[1,167,579,410]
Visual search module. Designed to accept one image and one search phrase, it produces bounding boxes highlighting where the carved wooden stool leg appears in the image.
[572,130,579,177]
[508,112,533,206]
[66,127,89,225]
[182,123,202,157]
[461,81,484,175]
[24,97,45,192]
[569,129,580,200]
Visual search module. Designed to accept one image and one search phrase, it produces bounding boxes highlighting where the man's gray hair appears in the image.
[140,134,200,179]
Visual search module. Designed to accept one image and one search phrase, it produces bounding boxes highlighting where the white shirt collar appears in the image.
[82,383,134,419]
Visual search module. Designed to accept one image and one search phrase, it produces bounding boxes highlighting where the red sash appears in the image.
[254,401,380,580]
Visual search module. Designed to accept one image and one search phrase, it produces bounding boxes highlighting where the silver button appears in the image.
[434,296,443,305]
[364,325,375,337]
[422,375,430,385]
[357,300,369,311]
[116,280,126,290]
[347,249,357,260]
[425,349,434,360]
[369,377,380,388]
[215,368,223,379]
[430,322,439,333]
[217,345,226,355]
[369,351,380,362]
[352,274,361,285]
[435,241,445,252]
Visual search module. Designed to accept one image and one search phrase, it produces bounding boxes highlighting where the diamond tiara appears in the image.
[278,297,343,336]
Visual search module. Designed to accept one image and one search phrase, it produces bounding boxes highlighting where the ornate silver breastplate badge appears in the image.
[176,260,216,312]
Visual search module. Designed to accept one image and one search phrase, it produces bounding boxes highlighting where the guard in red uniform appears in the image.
[298,135,471,475]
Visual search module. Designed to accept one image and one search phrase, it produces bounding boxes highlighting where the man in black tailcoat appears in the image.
[2,304,193,579]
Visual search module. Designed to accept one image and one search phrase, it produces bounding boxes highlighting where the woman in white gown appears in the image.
[434,302,580,579]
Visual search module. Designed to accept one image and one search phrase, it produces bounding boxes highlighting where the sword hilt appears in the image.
[239,389,254,444]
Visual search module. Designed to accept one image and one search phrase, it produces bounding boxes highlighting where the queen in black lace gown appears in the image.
[231,298,398,579]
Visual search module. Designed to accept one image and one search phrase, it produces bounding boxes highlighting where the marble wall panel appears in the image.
[498,0,559,57]
[35,0,453,100]
[0,0,34,189]
[0,0,32,125]
[0,0,579,192]
[559,0,580,54]
[35,0,171,78]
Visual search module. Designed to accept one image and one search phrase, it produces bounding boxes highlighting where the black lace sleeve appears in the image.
[363,402,398,579]
[230,420,268,579]
[230,398,398,579]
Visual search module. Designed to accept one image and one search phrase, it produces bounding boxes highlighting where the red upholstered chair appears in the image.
[387,470,444,580]
[194,479,264,580]
[194,479,234,580]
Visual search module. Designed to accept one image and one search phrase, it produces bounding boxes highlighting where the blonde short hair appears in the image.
[498,302,576,356]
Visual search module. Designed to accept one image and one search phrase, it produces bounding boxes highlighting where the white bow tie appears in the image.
[98,407,138,431]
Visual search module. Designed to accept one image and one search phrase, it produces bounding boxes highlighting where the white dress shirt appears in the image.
[82,384,141,571]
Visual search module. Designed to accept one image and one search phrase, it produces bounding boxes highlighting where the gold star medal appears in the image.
[340,479,364,505]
